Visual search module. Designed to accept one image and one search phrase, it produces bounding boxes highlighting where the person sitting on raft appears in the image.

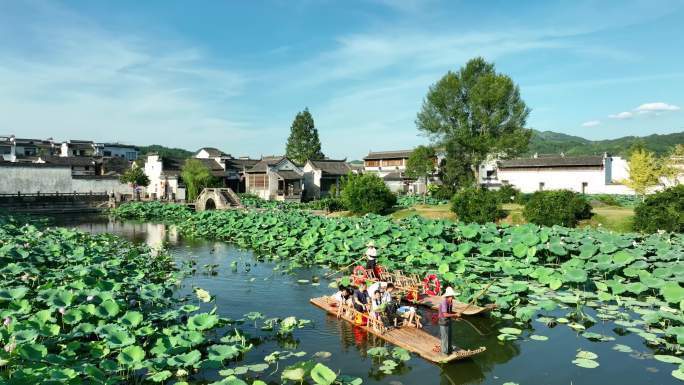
[367,281,386,300]
[353,281,370,312]
[384,283,423,328]
[370,290,384,320]
[332,286,353,318]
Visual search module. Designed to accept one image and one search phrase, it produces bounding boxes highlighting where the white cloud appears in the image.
[581,120,600,127]
[635,102,680,114]
[0,2,260,153]
[608,111,634,119]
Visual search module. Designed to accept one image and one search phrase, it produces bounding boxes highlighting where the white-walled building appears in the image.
[194,147,258,193]
[363,149,441,194]
[303,159,351,199]
[143,154,185,200]
[0,136,60,162]
[480,153,634,194]
[102,143,139,160]
[60,140,102,157]
[244,156,304,201]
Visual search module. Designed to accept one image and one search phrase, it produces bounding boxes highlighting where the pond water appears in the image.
[50,215,678,385]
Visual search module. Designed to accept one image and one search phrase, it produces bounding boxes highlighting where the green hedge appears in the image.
[451,187,505,224]
[341,173,396,214]
[634,185,684,233]
[523,190,592,227]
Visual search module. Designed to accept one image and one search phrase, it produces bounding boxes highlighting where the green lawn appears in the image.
[387,202,635,232]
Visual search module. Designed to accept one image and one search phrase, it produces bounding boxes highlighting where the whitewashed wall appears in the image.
[0,164,131,194]
[496,167,634,194]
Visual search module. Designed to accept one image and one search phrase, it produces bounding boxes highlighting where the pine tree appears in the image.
[286,108,324,164]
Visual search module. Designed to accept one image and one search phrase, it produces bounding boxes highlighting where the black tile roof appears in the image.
[196,147,227,157]
[498,155,604,168]
[308,159,352,176]
[104,143,139,150]
[196,158,226,177]
[382,171,410,181]
[246,156,286,173]
[224,158,259,171]
[40,156,98,167]
[276,170,303,180]
[364,150,413,160]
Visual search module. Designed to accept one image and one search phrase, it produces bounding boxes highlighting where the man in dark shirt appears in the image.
[353,282,370,312]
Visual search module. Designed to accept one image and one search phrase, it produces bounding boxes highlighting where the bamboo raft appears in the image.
[310,296,486,364]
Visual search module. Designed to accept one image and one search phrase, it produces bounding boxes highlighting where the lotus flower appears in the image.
[86,295,94,302]
[3,317,11,327]
[58,307,66,315]
[20,273,29,282]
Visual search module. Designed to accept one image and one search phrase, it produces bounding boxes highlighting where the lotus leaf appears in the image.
[167,350,202,367]
[117,345,145,367]
[0,287,28,301]
[612,344,633,353]
[654,355,684,364]
[97,324,135,348]
[661,283,684,304]
[120,311,143,328]
[207,344,239,361]
[48,291,74,308]
[576,351,598,360]
[95,299,120,319]
[188,313,219,331]
[18,343,47,361]
[62,309,83,324]
[310,363,337,385]
[282,367,306,382]
[572,358,599,368]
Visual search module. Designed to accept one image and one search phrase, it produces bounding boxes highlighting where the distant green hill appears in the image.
[139,145,194,159]
[527,130,684,156]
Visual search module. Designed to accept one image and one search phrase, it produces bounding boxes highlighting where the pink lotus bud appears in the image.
[3,317,11,326]
[87,295,94,302]
[58,307,66,315]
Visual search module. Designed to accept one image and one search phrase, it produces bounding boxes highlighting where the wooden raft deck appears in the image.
[310,296,485,364]
[416,295,497,316]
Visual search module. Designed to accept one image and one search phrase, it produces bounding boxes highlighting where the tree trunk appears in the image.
[423,175,428,204]
[470,163,480,188]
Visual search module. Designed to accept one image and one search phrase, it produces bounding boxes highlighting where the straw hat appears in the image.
[443,287,457,297]
[366,241,376,247]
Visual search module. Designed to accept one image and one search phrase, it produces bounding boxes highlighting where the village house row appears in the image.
[3,133,677,200]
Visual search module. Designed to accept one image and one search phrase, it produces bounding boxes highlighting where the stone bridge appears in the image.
[195,188,242,211]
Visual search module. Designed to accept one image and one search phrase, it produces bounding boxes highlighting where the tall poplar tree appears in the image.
[286,108,324,164]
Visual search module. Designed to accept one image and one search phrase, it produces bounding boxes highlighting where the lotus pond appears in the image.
[18,209,679,384]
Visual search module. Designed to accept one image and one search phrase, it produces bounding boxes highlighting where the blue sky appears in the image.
[1,0,683,159]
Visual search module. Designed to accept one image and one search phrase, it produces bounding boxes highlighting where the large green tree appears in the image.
[181,159,217,201]
[405,145,436,203]
[416,57,531,187]
[286,108,324,164]
[119,167,150,187]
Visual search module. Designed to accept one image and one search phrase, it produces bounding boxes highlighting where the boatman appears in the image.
[365,240,378,273]
[438,287,461,354]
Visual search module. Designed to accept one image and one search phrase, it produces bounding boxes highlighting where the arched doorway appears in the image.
[204,198,216,210]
